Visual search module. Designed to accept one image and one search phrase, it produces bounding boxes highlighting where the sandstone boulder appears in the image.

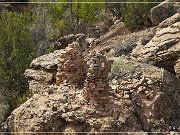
[151,0,180,26]
[132,20,180,74]
[110,57,180,132]
[30,50,63,71]
[25,50,62,94]
[54,33,86,50]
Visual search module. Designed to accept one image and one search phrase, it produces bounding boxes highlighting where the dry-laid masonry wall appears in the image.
[83,52,113,110]
[56,43,113,110]
[56,42,87,86]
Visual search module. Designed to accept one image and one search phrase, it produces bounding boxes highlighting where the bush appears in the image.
[105,0,127,18]
[109,59,132,80]
[7,89,32,112]
[122,0,163,31]
[0,103,3,120]
[0,10,35,98]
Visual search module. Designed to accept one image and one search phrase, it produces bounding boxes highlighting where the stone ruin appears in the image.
[83,52,113,111]
[56,42,87,86]
[56,42,113,110]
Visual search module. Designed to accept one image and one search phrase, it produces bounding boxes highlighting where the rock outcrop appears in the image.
[132,17,180,74]
[5,57,180,133]
[158,13,180,28]
[151,0,180,26]
[53,33,86,50]
[25,50,63,94]
[110,57,180,132]
[4,3,180,134]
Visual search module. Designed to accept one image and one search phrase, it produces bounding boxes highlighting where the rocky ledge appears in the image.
[4,49,180,134]
[132,13,180,76]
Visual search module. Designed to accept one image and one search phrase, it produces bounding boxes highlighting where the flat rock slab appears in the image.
[30,50,63,71]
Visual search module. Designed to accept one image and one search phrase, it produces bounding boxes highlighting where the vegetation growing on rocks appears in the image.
[0,0,180,133]
[0,11,35,109]
[122,0,164,31]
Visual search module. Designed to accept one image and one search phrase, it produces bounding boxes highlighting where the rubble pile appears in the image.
[56,42,87,86]
[83,52,113,111]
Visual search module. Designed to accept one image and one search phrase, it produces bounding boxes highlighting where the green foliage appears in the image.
[0,103,3,118]
[52,19,66,37]
[7,89,33,112]
[29,4,54,42]
[109,58,135,80]
[47,0,105,37]
[105,0,127,18]
[0,10,35,95]
[78,0,105,23]
[45,44,56,54]
[122,0,162,31]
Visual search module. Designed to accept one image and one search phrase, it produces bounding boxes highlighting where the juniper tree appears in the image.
[0,10,35,96]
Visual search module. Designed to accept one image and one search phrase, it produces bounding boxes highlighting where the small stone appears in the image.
[61,113,68,118]
[146,78,154,85]
[71,104,80,110]
[67,112,74,118]
[124,94,129,99]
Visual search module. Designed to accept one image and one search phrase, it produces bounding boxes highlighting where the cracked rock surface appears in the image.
[24,50,62,94]
[132,17,180,74]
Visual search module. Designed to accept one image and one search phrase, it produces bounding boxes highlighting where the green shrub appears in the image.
[45,44,56,54]
[0,10,35,98]
[122,0,162,31]
[7,89,33,112]
[47,0,105,37]
[0,103,3,119]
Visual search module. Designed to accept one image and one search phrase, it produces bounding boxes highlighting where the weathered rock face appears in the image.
[151,0,180,26]
[158,13,180,28]
[54,33,86,50]
[5,6,180,134]
[132,17,180,74]
[25,50,62,94]
[30,50,62,71]
[5,57,180,133]
[110,57,180,132]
